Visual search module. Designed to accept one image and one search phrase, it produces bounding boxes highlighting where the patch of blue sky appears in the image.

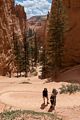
[15,0,51,18]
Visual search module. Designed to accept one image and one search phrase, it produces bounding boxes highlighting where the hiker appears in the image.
[42,88,49,105]
[50,88,58,109]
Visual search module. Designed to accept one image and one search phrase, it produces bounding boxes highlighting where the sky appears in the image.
[15,0,52,18]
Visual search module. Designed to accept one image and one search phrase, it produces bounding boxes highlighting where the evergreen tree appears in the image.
[23,31,29,77]
[13,33,23,77]
[27,29,34,69]
[40,48,47,79]
[46,0,65,79]
[34,32,38,66]
[28,30,38,68]
[28,28,33,37]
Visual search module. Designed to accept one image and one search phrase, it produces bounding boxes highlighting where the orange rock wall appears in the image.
[15,5,26,36]
[63,0,80,66]
[0,0,27,75]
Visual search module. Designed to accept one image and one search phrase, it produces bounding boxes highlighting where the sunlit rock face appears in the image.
[15,5,26,36]
[27,15,47,46]
[45,0,80,68]
[63,0,80,67]
[0,0,27,76]
[0,0,13,75]
[0,0,13,53]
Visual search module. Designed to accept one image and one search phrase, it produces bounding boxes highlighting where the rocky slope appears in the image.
[28,15,47,45]
[0,0,27,76]
[28,15,47,26]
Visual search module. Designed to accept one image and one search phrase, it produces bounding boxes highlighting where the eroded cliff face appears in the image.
[63,0,80,66]
[15,5,26,36]
[27,15,47,45]
[45,0,80,68]
[0,0,27,76]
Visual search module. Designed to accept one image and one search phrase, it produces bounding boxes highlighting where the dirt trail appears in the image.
[0,66,80,120]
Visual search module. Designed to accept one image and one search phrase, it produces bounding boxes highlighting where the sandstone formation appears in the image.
[15,5,26,37]
[0,0,27,76]
[28,0,80,68]
[63,0,80,67]
[28,15,47,45]
[45,0,80,68]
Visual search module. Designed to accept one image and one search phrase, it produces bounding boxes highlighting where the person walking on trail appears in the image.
[50,88,58,109]
[42,88,49,105]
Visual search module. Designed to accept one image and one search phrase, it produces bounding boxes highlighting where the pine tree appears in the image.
[27,29,34,69]
[28,30,38,68]
[46,0,65,79]
[34,32,38,66]
[40,48,47,79]
[23,31,29,77]
[13,33,23,77]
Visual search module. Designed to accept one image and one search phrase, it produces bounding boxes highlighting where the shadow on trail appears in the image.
[48,106,55,112]
[40,103,48,110]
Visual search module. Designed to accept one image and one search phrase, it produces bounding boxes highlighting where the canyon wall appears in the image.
[28,15,47,46]
[0,0,27,76]
[45,0,80,68]
[63,0,80,66]
[28,0,80,68]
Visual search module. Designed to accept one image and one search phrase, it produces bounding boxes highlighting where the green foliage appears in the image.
[13,33,24,72]
[40,48,48,79]
[59,84,80,94]
[27,29,39,67]
[0,110,62,120]
[0,110,21,120]
[13,32,29,77]
[23,31,30,77]
[30,68,38,76]
[46,0,65,78]
[28,28,33,37]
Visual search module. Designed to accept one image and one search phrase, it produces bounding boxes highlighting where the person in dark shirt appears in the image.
[50,89,58,109]
[42,88,49,105]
